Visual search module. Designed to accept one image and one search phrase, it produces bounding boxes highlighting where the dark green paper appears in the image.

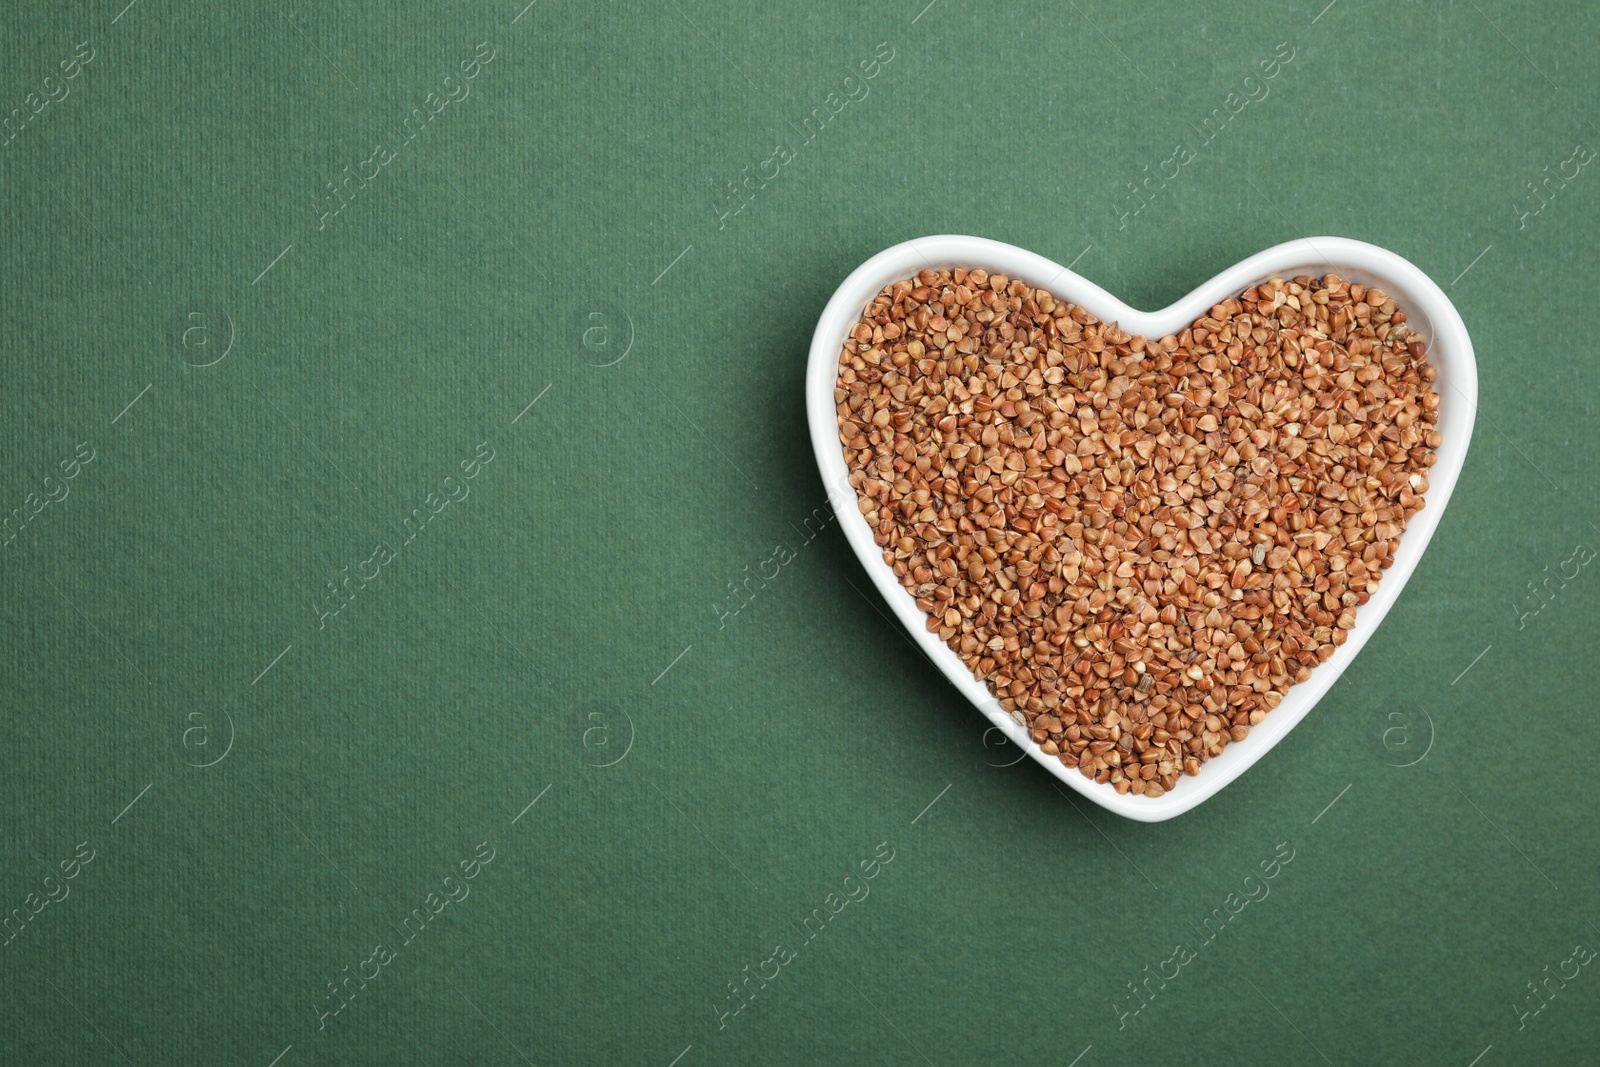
[2,1,1597,1063]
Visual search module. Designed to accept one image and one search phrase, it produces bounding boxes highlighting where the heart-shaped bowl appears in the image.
[807,235,1475,822]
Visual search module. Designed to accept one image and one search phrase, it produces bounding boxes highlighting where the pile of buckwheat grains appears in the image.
[835,267,1441,797]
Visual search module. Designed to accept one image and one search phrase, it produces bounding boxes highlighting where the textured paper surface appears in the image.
[2,1,1597,1063]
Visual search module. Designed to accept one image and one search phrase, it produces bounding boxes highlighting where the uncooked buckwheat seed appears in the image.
[835,268,1440,797]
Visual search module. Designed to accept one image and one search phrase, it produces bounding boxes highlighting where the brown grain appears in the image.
[834,269,1439,796]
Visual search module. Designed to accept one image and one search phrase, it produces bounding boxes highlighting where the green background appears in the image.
[3,0,1597,1063]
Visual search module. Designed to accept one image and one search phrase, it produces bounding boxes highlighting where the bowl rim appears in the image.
[806,234,1477,823]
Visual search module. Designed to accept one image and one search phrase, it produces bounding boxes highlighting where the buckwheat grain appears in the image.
[835,270,1439,796]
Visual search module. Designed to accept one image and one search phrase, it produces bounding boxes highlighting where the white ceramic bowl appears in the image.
[806,235,1476,822]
